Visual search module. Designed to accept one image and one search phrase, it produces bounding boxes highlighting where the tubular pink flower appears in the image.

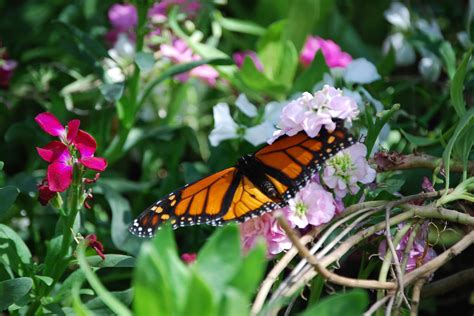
[108,4,137,31]
[300,36,352,68]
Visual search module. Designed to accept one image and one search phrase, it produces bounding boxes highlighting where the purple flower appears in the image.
[233,50,263,71]
[379,223,436,272]
[239,213,292,256]
[322,143,376,198]
[286,182,336,229]
[148,0,201,23]
[300,36,352,68]
[108,4,137,32]
[0,47,17,89]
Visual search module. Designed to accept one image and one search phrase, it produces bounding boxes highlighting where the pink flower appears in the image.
[181,253,197,265]
[233,50,263,71]
[379,223,436,272]
[148,0,200,22]
[37,179,56,206]
[35,112,107,193]
[86,234,106,260]
[0,59,17,89]
[322,143,376,198]
[160,39,219,86]
[286,182,336,228]
[300,36,352,68]
[108,4,137,31]
[239,213,292,256]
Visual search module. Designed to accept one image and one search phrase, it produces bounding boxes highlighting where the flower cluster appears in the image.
[35,112,107,205]
[379,223,436,272]
[276,85,359,139]
[300,36,352,68]
[0,44,17,89]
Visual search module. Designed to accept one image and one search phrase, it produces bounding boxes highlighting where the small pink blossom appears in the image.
[0,59,17,89]
[322,143,376,198]
[300,36,352,68]
[233,50,263,71]
[239,213,292,256]
[86,234,106,260]
[286,182,336,229]
[181,253,197,265]
[148,0,200,23]
[108,4,137,31]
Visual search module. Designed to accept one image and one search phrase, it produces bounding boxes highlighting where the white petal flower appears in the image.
[236,94,258,117]
[384,2,411,30]
[110,33,135,61]
[343,58,381,84]
[382,33,416,66]
[263,101,285,125]
[416,19,443,41]
[208,103,239,146]
[418,56,441,82]
[244,121,276,146]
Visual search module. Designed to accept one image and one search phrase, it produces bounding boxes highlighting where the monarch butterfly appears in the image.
[129,120,356,237]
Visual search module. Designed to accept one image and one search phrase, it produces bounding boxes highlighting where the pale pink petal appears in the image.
[47,162,73,192]
[36,141,69,163]
[74,130,97,157]
[79,157,107,172]
[66,119,80,142]
[35,112,65,137]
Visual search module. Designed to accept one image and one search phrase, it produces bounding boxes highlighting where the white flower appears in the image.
[418,56,441,82]
[208,103,239,146]
[244,121,276,146]
[235,94,258,117]
[382,33,416,66]
[416,19,443,41]
[343,58,381,84]
[384,2,411,30]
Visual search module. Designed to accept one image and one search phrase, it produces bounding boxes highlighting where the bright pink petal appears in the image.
[36,141,69,163]
[47,162,73,192]
[80,157,107,172]
[35,112,65,137]
[74,130,97,157]
[67,119,80,142]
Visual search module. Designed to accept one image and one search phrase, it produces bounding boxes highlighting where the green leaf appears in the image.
[34,275,53,286]
[99,83,124,102]
[219,288,249,316]
[0,277,33,311]
[85,289,133,313]
[450,49,471,117]
[300,289,369,316]
[400,129,439,146]
[439,41,456,79]
[229,240,267,298]
[364,104,400,156]
[0,161,3,170]
[292,51,328,93]
[54,270,86,302]
[0,186,19,215]
[0,224,32,275]
[237,57,285,96]
[196,225,242,294]
[181,271,216,316]
[214,12,265,36]
[377,45,396,77]
[82,255,136,268]
[135,52,155,72]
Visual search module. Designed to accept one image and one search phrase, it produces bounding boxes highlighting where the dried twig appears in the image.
[421,268,474,298]
[410,278,426,316]
[364,295,393,316]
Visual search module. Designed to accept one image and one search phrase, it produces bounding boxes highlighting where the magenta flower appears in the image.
[379,223,436,272]
[37,179,56,206]
[240,213,292,256]
[86,234,106,260]
[322,143,376,198]
[233,50,263,71]
[300,36,352,68]
[35,112,107,193]
[148,0,200,23]
[108,3,137,31]
[0,59,17,89]
[181,253,197,265]
[286,182,336,229]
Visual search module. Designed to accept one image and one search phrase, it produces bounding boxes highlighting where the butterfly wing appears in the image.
[129,167,239,237]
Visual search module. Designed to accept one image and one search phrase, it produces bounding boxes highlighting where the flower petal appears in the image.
[74,130,97,157]
[66,119,80,142]
[35,112,65,137]
[343,58,381,84]
[47,162,73,192]
[79,157,108,172]
[236,94,258,117]
[36,141,69,163]
[208,103,239,146]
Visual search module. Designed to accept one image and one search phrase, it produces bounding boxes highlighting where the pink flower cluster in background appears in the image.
[379,223,436,272]
[0,44,17,89]
[106,4,137,46]
[276,85,359,139]
[148,0,200,23]
[300,36,352,68]
[35,113,107,205]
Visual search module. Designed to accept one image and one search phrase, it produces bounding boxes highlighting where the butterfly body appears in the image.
[129,122,355,237]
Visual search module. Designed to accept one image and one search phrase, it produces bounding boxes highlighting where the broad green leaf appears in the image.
[400,129,439,146]
[0,224,31,275]
[219,288,249,316]
[99,83,124,102]
[181,271,216,316]
[82,255,136,268]
[439,41,456,79]
[0,186,19,215]
[214,12,265,36]
[135,52,155,72]
[196,225,242,294]
[300,289,369,316]
[229,240,267,298]
[237,57,285,97]
[85,289,133,313]
[275,40,298,88]
[54,270,86,302]
[0,277,33,311]
[450,49,471,117]
[34,275,53,286]
[292,51,328,93]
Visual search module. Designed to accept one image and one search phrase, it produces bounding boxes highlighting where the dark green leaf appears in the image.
[0,161,3,170]
[35,275,53,286]
[400,129,439,146]
[450,49,471,117]
[99,83,124,102]
[85,289,133,312]
[215,12,265,36]
[0,186,19,215]
[0,224,32,275]
[439,41,456,79]
[72,255,136,268]
[181,271,216,316]
[292,51,328,93]
[364,104,400,157]
[377,45,396,77]
[196,225,242,294]
[299,289,369,316]
[135,52,155,72]
[0,277,33,310]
